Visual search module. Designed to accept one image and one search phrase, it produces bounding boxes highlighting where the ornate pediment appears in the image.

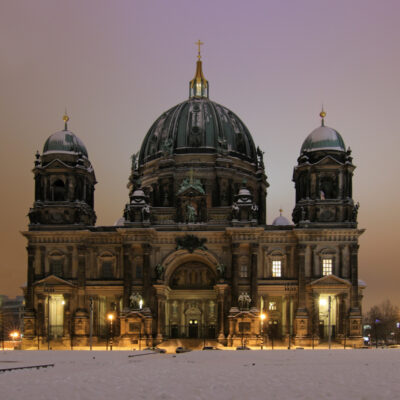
[314,155,344,167]
[33,275,76,287]
[310,274,351,287]
[176,234,207,253]
[43,158,72,170]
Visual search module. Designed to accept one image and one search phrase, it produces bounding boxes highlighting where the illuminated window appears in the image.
[269,301,277,311]
[272,260,282,277]
[322,259,332,276]
[239,264,248,278]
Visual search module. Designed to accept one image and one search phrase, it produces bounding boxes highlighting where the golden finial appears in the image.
[63,109,69,130]
[195,40,203,60]
[279,208,283,216]
[319,105,326,126]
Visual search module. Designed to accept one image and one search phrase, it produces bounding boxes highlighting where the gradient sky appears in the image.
[1,0,399,311]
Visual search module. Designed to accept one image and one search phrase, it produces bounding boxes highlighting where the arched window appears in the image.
[53,179,66,201]
[97,252,116,279]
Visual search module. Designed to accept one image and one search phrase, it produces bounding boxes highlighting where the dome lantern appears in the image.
[189,40,209,99]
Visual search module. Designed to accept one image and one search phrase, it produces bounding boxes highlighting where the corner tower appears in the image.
[292,110,358,227]
[28,114,96,228]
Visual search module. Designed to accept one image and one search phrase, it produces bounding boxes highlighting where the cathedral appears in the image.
[22,47,365,349]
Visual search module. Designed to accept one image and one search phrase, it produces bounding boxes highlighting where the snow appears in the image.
[0,349,399,400]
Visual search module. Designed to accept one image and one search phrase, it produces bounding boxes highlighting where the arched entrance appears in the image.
[166,260,218,339]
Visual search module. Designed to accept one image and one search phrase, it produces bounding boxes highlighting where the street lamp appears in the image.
[107,313,114,351]
[260,313,266,350]
[9,331,20,342]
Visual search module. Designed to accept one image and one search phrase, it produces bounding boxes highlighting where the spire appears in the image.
[320,105,326,127]
[189,40,209,98]
[63,110,70,130]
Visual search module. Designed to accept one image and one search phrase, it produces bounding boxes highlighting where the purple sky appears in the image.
[1,0,400,310]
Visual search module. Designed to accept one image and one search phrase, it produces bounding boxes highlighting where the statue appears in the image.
[216,263,225,279]
[238,292,251,310]
[186,203,197,223]
[130,152,139,171]
[232,202,239,220]
[352,202,360,222]
[250,203,258,220]
[161,138,173,157]
[301,206,306,222]
[141,204,150,222]
[129,292,143,310]
[155,263,165,280]
[256,146,265,169]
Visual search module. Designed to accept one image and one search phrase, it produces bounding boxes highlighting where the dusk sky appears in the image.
[1,0,399,311]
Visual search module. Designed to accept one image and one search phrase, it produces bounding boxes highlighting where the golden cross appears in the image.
[279,208,283,215]
[195,40,204,60]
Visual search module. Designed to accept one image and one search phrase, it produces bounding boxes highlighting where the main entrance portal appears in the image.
[165,260,218,339]
[189,319,199,338]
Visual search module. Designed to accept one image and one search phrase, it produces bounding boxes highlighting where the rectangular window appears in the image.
[238,322,251,332]
[272,260,282,277]
[239,264,248,278]
[136,265,143,279]
[50,260,63,276]
[269,301,277,311]
[322,259,332,276]
[102,261,113,279]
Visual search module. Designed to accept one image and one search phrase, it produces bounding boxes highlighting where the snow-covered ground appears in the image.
[0,349,399,400]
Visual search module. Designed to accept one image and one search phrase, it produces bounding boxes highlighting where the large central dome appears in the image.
[139,58,256,165]
[139,98,257,165]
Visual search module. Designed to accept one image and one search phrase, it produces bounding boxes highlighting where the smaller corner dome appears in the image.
[301,125,346,154]
[272,214,292,226]
[43,130,88,158]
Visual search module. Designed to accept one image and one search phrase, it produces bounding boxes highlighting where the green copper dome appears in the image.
[43,129,88,157]
[139,98,257,165]
[301,125,346,153]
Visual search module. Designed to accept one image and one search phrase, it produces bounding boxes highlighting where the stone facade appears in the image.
[22,58,365,349]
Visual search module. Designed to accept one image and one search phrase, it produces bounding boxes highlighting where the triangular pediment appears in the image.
[310,274,351,287]
[43,158,72,170]
[177,185,205,197]
[33,275,76,287]
[314,155,344,167]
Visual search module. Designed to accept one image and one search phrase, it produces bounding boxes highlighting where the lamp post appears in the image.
[328,296,332,350]
[10,331,20,347]
[89,297,93,351]
[260,313,266,350]
[107,313,114,351]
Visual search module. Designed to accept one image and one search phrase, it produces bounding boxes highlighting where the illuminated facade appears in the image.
[22,50,365,348]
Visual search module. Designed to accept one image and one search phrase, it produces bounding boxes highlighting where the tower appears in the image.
[28,114,96,228]
[292,109,358,227]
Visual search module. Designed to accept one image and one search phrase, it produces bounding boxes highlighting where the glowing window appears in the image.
[239,264,248,278]
[269,301,277,311]
[272,260,282,277]
[322,259,332,276]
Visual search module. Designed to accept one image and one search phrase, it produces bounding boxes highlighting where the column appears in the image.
[231,244,240,307]
[142,244,151,306]
[123,244,132,309]
[26,246,35,310]
[77,246,86,309]
[297,245,307,311]
[215,284,228,341]
[250,243,258,308]
[350,244,359,311]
